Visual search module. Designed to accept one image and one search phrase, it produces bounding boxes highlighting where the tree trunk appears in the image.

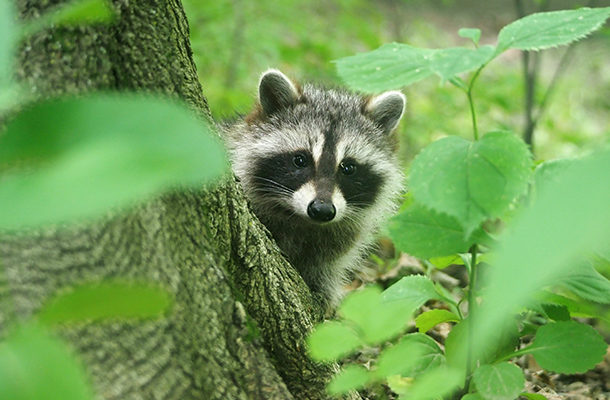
[1,1,351,399]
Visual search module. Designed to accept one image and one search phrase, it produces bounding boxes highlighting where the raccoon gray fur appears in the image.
[223,69,405,306]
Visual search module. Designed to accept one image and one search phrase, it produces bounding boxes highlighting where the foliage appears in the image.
[308,7,610,400]
[0,1,223,398]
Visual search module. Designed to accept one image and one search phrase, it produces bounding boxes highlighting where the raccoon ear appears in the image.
[364,91,406,133]
[258,69,300,116]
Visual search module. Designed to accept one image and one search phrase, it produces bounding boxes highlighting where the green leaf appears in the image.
[497,7,610,53]
[461,394,485,400]
[377,333,444,379]
[415,309,460,333]
[556,263,610,304]
[0,94,227,231]
[36,281,173,325]
[339,286,415,344]
[429,254,464,269]
[472,150,610,361]
[388,203,479,258]
[409,131,532,235]
[472,362,525,400]
[520,393,548,400]
[540,303,570,321]
[0,0,17,87]
[0,323,94,400]
[401,366,463,400]
[21,0,115,38]
[534,291,602,320]
[382,275,439,309]
[327,364,371,395]
[528,321,607,374]
[307,321,362,362]
[458,28,481,46]
[335,43,494,92]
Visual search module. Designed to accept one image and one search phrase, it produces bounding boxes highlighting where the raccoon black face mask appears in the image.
[223,69,405,306]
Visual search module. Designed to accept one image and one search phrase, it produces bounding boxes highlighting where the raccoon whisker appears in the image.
[252,176,295,194]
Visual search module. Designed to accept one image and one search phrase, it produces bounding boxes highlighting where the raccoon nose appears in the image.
[307,199,336,222]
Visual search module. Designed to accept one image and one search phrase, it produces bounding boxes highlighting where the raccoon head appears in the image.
[231,69,405,226]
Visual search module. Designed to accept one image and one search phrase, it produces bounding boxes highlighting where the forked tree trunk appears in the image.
[1,1,352,399]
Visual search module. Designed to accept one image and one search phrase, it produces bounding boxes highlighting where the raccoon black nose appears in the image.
[307,200,336,222]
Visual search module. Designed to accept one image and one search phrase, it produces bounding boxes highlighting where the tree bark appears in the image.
[1,1,350,399]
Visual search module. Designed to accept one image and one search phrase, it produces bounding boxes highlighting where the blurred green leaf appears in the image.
[382,275,439,309]
[0,0,16,87]
[0,94,227,231]
[461,394,485,400]
[497,7,610,53]
[389,203,479,258]
[401,366,462,400]
[409,131,532,235]
[394,334,444,378]
[37,281,172,325]
[0,323,94,400]
[415,309,460,333]
[556,263,610,304]
[458,28,481,46]
[327,364,371,395]
[339,286,415,344]
[527,321,607,374]
[307,321,362,362]
[21,0,115,38]
[335,43,494,92]
[472,150,610,360]
[472,362,524,400]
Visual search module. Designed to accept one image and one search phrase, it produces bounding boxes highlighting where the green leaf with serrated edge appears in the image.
[335,43,494,92]
[388,203,480,259]
[415,309,460,333]
[382,275,439,308]
[327,364,371,395]
[377,333,444,379]
[36,281,172,325]
[497,7,610,53]
[458,28,481,46]
[0,0,16,87]
[409,131,532,235]
[339,286,416,345]
[0,94,227,231]
[541,303,570,321]
[534,291,602,320]
[556,263,610,304]
[520,393,548,400]
[307,321,362,361]
[401,366,463,400]
[0,323,94,400]
[527,321,607,374]
[472,363,525,400]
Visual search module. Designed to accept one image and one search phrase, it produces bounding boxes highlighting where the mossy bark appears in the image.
[1,1,354,399]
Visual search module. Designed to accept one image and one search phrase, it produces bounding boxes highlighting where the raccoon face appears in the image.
[234,69,405,225]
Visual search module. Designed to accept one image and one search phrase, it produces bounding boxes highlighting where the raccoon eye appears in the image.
[339,161,357,176]
[293,154,307,168]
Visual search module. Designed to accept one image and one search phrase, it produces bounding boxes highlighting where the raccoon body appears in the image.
[223,69,405,305]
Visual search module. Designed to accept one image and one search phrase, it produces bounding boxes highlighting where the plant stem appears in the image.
[465,244,478,382]
[467,67,483,141]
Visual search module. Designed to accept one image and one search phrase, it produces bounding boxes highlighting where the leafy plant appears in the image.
[309,7,610,399]
[1,1,225,398]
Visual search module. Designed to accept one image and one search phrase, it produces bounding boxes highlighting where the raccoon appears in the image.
[223,69,405,306]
